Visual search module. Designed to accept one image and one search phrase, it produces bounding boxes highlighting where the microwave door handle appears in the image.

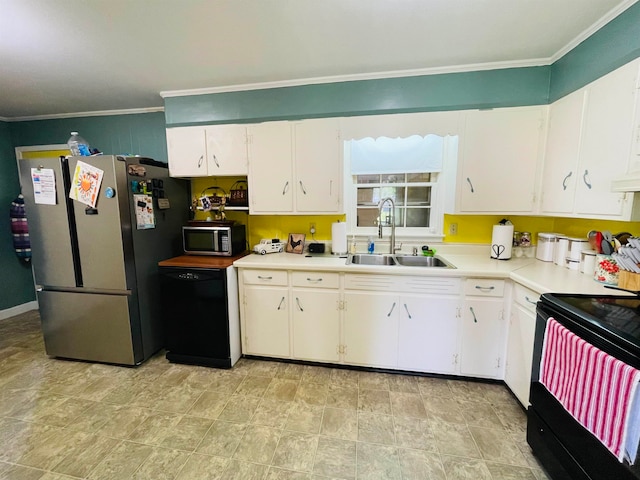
[213,230,219,252]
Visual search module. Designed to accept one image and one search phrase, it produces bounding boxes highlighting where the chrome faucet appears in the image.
[378,197,399,254]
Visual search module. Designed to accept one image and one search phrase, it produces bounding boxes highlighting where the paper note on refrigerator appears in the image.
[134,194,155,229]
[69,161,104,208]
[31,168,57,205]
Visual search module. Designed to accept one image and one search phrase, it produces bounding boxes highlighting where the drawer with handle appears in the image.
[513,283,541,312]
[242,269,288,286]
[464,278,505,297]
[291,271,339,288]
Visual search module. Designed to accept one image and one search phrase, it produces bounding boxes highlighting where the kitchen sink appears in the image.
[346,254,455,268]
[394,255,452,267]
[347,254,397,265]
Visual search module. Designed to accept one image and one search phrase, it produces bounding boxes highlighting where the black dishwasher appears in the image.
[159,266,232,368]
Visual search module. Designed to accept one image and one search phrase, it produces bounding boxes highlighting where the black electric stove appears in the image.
[528,293,640,480]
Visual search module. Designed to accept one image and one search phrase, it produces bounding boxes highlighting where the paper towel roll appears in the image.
[491,224,514,260]
[332,222,347,255]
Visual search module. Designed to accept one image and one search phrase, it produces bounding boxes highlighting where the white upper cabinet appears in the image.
[541,58,640,220]
[248,118,342,214]
[205,125,249,176]
[455,106,546,214]
[167,125,248,177]
[540,89,586,214]
[247,121,294,213]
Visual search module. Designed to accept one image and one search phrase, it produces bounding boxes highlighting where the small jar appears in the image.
[513,231,522,247]
[520,232,531,247]
[594,254,620,285]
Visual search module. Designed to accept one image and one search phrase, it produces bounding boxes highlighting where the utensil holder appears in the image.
[594,254,619,285]
[619,271,640,291]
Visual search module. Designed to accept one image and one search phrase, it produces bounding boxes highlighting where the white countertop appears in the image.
[233,244,625,296]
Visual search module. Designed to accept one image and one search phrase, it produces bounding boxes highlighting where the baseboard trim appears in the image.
[0,301,38,321]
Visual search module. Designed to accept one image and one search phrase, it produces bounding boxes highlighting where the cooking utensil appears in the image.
[601,237,613,255]
[594,231,603,254]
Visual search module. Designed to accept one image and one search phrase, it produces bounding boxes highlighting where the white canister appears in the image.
[565,257,580,271]
[536,233,556,262]
[554,236,569,265]
[580,250,596,275]
[568,237,589,261]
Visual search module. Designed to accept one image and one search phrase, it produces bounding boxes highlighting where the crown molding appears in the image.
[7,106,164,122]
[550,0,638,63]
[160,58,550,98]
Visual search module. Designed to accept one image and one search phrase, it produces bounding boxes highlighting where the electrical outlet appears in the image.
[449,223,458,235]
[309,223,316,235]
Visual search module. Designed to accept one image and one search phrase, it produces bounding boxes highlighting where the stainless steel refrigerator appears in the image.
[19,155,189,366]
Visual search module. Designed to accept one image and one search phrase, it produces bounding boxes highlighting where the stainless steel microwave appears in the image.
[182,225,246,256]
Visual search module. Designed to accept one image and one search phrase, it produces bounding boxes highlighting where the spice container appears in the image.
[536,233,556,262]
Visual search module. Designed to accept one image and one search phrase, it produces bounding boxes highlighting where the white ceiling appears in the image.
[0,0,635,120]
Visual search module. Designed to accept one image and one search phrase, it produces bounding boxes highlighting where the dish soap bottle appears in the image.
[67,132,91,156]
[367,237,375,254]
[350,236,357,254]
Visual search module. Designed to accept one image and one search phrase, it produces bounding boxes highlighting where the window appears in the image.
[344,134,458,240]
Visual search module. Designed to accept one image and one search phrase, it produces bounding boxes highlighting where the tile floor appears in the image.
[0,310,551,480]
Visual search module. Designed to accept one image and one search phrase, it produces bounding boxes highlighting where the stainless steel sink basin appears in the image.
[347,254,397,265]
[394,255,452,267]
[346,254,455,268]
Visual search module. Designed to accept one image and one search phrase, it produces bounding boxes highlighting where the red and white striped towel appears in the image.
[540,317,640,463]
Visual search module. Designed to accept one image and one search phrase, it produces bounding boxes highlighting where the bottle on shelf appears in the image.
[67,132,91,156]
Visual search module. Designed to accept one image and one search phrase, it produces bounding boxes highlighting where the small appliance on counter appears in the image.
[182,222,246,256]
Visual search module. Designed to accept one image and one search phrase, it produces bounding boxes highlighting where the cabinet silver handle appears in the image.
[470,306,478,323]
[197,155,204,168]
[257,275,273,280]
[306,278,323,282]
[562,171,572,190]
[466,177,474,193]
[282,181,289,195]
[387,302,396,317]
[277,297,285,310]
[525,296,538,305]
[299,180,307,195]
[330,180,333,195]
[296,297,304,312]
[213,154,219,168]
[475,285,495,292]
[403,303,412,319]
[583,170,592,189]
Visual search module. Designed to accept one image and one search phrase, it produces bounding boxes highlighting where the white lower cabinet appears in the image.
[460,279,506,379]
[505,283,540,406]
[239,268,506,380]
[242,285,290,357]
[397,294,459,374]
[343,291,399,368]
[291,288,340,363]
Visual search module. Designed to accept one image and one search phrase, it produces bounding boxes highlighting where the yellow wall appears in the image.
[192,178,640,248]
[444,214,640,243]
[191,177,345,247]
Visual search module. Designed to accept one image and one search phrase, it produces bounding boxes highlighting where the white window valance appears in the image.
[350,134,444,175]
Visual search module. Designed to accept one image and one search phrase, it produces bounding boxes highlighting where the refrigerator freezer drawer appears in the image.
[38,290,140,365]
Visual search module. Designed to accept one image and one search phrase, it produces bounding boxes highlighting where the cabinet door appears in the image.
[291,289,340,363]
[248,122,293,213]
[343,292,398,368]
[540,90,585,214]
[505,304,536,407]
[574,59,639,218]
[166,127,208,177]
[460,297,505,378]
[205,125,248,175]
[458,107,544,213]
[294,118,342,213]
[243,286,290,357]
[397,295,459,374]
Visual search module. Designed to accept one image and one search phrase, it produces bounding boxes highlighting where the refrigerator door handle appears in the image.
[61,157,83,287]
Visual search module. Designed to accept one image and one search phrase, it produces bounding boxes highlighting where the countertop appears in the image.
[159,251,250,269]
[233,245,627,296]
